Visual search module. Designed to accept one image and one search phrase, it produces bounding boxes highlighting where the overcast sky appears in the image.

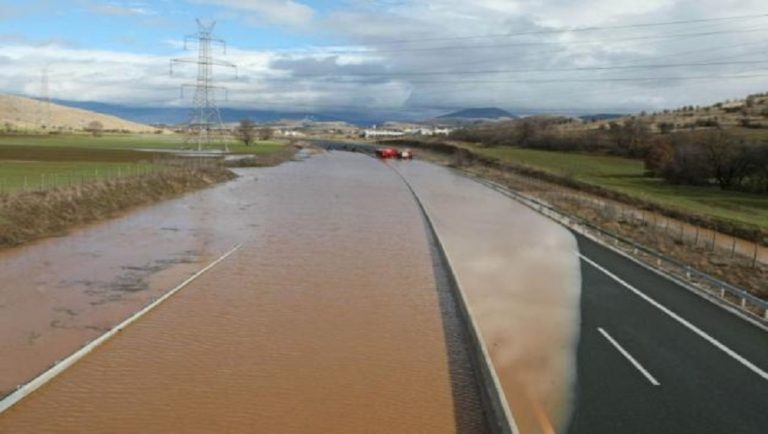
[1,0,767,118]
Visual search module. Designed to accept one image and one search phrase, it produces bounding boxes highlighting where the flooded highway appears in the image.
[0,150,582,433]
[0,152,489,433]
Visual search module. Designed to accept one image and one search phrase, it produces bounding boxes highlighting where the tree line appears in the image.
[450,118,768,193]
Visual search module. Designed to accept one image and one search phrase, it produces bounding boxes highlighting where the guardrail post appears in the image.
[764,308,768,321]
[719,288,725,298]
[741,298,747,309]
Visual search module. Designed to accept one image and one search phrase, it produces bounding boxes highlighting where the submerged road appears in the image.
[2,141,766,433]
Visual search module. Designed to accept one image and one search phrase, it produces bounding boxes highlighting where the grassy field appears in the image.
[0,133,286,193]
[0,134,286,154]
[0,161,166,192]
[472,146,768,229]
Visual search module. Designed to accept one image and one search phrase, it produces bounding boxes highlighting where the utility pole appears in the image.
[39,66,51,130]
[171,19,237,151]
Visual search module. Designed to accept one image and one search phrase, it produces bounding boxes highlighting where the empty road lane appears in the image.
[568,234,768,434]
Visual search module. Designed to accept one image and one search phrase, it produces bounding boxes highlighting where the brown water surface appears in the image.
[0,152,487,433]
[396,160,582,434]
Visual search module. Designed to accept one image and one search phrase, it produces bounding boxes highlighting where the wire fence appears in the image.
[475,177,768,324]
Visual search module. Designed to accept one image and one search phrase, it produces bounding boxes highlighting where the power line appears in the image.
[277,59,768,79]
[289,13,768,48]
[400,71,768,85]
[318,26,768,54]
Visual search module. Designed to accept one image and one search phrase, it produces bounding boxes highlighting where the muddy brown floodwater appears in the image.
[396,160,582,434]
[0,152,489,433]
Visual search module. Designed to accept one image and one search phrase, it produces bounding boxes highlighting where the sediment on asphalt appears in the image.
[0,166,236,249]
[411,146,767,301]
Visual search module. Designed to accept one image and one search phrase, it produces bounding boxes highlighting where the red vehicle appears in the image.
[375,147,414,159]
[375,147,400,159]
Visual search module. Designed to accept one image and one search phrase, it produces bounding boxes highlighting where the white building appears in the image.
[363,129,405,138]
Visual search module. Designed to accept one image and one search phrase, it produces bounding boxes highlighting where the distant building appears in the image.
[402,127,454,136]
[277,129,306,137]
[363,129,405,138]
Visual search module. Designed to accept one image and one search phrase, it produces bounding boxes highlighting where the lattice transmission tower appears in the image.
[171,19,237,151]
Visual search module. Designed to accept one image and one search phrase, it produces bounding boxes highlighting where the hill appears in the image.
[437,107,514,120]
[0,94,157,133]
[562,92,768,136]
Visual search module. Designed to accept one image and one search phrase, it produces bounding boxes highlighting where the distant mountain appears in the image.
[49,100,409,127]
[437,107,514,120]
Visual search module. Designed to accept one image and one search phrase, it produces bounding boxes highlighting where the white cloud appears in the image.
[190,0,316,27]
[3,0,768,117]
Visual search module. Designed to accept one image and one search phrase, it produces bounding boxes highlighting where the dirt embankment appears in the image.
[0,166,236,249]
[382,138,768,246]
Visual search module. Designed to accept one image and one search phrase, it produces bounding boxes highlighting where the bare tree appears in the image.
[258,127,274,141]
[235,119,256,146]
[86,121,104,137]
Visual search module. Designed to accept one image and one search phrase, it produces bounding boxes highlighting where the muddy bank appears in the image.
[224,143,301,167]
[0,152,487,433]
[0,166,235,249]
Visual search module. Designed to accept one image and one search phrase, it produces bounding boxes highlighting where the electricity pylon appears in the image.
[171,19,237,151]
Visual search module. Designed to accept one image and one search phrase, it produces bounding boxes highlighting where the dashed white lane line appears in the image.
[597,327,660,386]
[581,254,768,382]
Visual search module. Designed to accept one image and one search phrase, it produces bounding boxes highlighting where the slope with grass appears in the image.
[473,146,768,230]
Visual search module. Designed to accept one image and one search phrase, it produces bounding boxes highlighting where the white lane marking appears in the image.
[0,243,242,415]
[581,254,768,382]
[597,327,660,386]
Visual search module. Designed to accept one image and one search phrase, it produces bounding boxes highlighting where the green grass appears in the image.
[472,146,768,229]
[0,160,167,193]
[0,133,286,192]
[0,134,286,155]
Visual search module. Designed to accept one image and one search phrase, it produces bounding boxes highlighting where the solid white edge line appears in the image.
[597,327,660,386]
[581,254,768,382]
[0,243,243,415]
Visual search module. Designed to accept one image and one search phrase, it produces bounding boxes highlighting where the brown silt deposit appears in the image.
[396,160,581,434]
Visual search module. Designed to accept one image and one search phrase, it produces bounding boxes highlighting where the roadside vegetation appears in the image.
[0,131,297,247]
[0,133,285,154]
[471,146,768,230]
[427,94,768,240]
[0,132,286,192]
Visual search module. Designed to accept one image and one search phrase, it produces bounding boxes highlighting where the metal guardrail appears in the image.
[312,139,768,322]
[471,176,768,323]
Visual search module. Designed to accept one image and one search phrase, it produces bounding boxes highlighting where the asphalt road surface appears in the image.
[567,234,768,434]
[313,140,768,433]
